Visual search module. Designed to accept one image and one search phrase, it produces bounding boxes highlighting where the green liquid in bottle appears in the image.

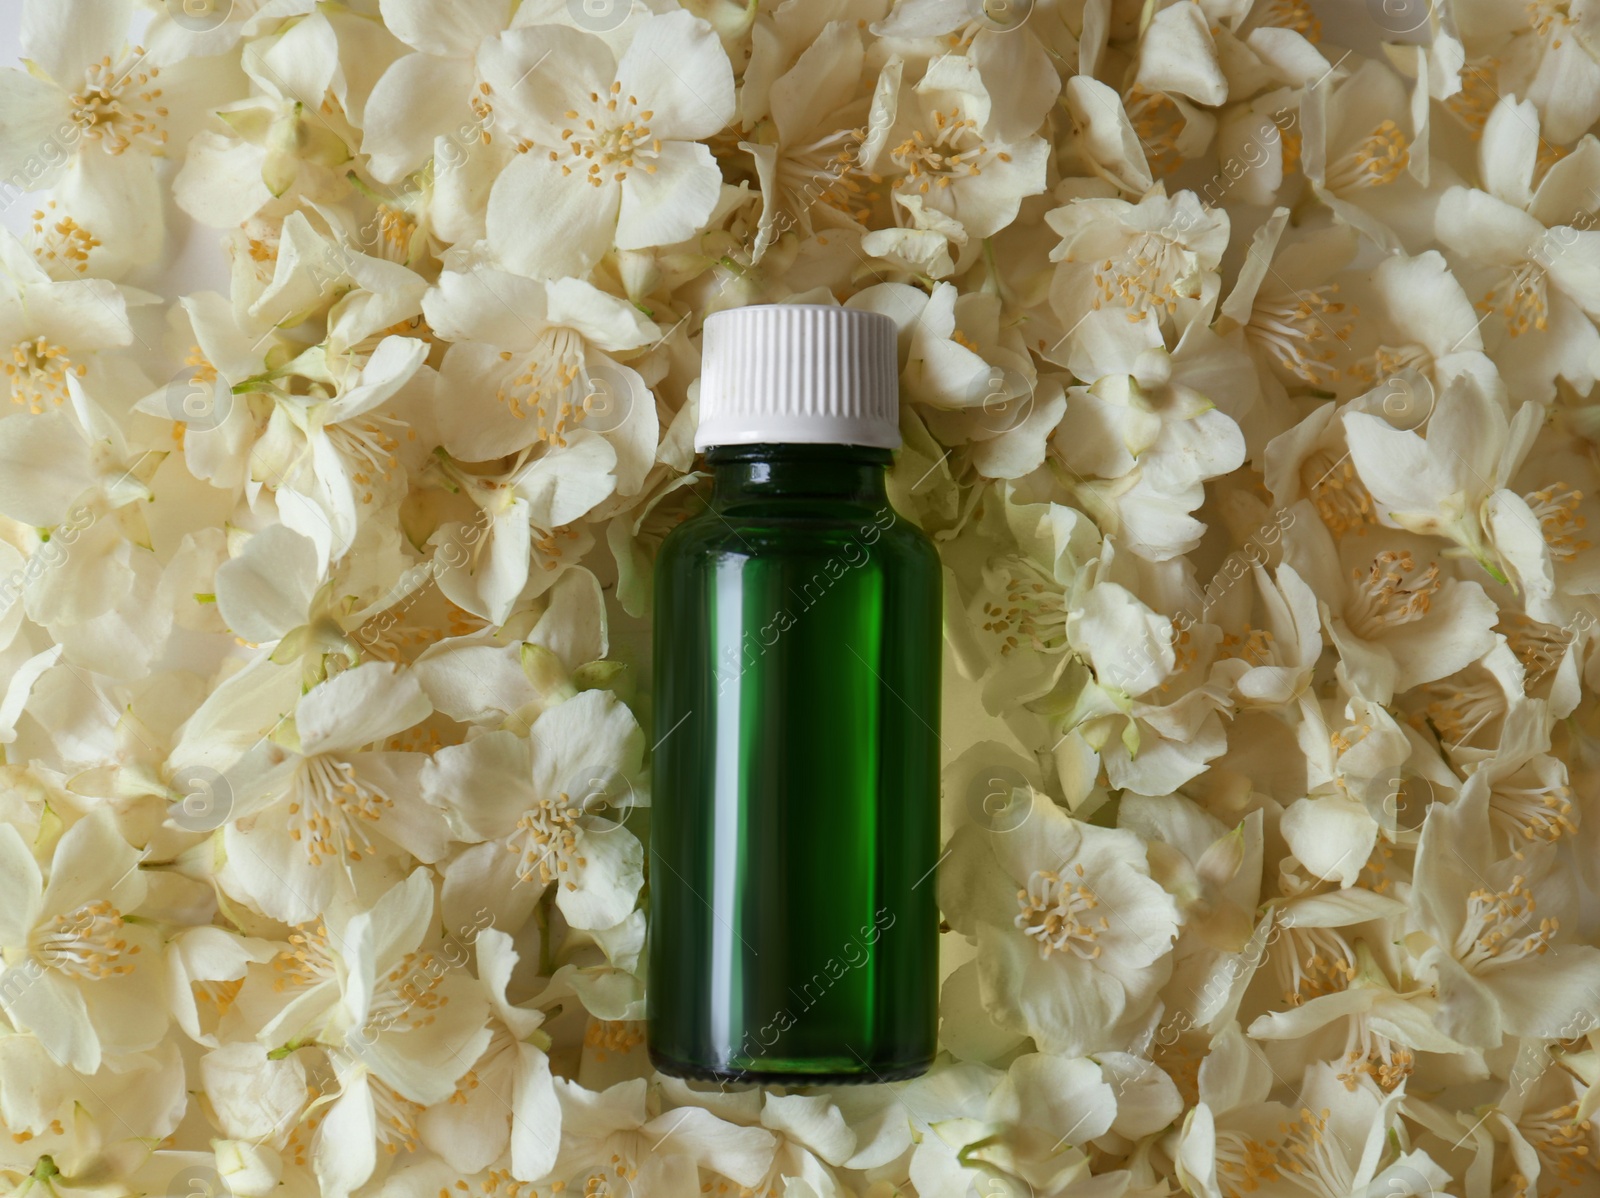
[648,443,941,1083]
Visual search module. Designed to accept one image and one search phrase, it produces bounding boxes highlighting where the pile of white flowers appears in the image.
[1,0,1599,1193]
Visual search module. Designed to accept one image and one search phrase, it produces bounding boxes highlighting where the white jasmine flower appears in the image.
[1483,1057,1600,1196]
[0,383,165,638]
[1249,942,1465,1094]
[952,492,1099,713]
[1303,59,1429,251]
[538,908,646,1023]
[217,661,450,924]
[174,16,362,225]
[1487,420,1600,614]
[901,1060,1018,1198]
[480,11,736,278]
[0,230,134,415]
[940,790,1181,1055]
[1343,251,1499,398]
[169,926,279,1047]
[1046,190,1230,358]
[1278,693,1410,886]
[247,209,429,344]
[411,566,609,732]
[653,1083,858,1198]
[1207,562,1322,708]
[1052,323,1252,562]
[24,668,207,821]
[421,687,645,935]
[0,808,166,1072]
[537,1077,774,1198]
[1177,1059,1448,1198]
[1121,794,1261,959]
[1220,215,1358,395]
[1451,697,1580,856]
[249,869,493,1107]
[1436,95,1600,400]
[360,0,524,184]
[199,1041,315,1148]
[1410,643,1530,759]
[1454,0,1600,142]
[1342,371,1540,576]
[423,265,659,488]
[857,40,1055,244]
[1260,368,1476,542]
[1054,563,1235,797]
[127,290,285,493]
[906,1054,1117,1197]
[738,17,873,261]
[1491,607,1588,718]
[0,0,227,271]
[1283,505,1501,704]
[426,432,617,625]
[1060,76,1155,196]
[245,335,431,567]
[0,1035,185,1197]
[1136,1,1228,109]
[1068,578,1180,703]
[846,282,1041,451]
[213,521,433,684]
[1121,1,1227,175]
[418,929,561,1183]
[2,2,170,175]
[1410,778,1600,1048]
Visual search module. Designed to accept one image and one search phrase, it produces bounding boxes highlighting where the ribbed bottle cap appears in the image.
[696,305,901,451]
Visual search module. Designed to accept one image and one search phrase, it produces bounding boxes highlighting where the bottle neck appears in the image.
[706,444,891,506]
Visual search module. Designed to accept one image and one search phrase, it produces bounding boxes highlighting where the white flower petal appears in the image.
[615,139,724,251]
[486,151,620,279]
[1434,185,1544,265]
[644,1105,776,1187]
[0,68,73,189]
[423,267,549,348]
[22,0,125,86]
[380,0,508,56]
[612,11,734,142]
[423,729,532,840]
[554,822,643,929]
[478,24,614,143]
[314,1071,379,1198]
[296,661,431,756]
[511,433,618,528]
[42,807,143,918]
[1,968,100,1073]
[1479,94,1539,209]
[0,824,42,944]
[760,1094,855,1166]
[1135,1,1227,106]
[544,278,657,351]
[1280,794,1376,887]
[214,525,321,644]
[990,1053,1116,1145]
[0,411,92,526]
[769,20,863,148]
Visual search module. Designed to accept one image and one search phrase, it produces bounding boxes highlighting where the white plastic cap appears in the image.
[695,305,901,451]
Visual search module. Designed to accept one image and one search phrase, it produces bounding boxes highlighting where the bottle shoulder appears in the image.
[657,500,938,570]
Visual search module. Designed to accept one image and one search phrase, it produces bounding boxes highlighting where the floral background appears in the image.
[0,0,1598,1195]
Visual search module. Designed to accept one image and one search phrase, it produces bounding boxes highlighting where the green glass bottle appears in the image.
[648,305,941,1084]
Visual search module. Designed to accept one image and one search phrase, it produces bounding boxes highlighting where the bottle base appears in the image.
[648,1047,932,1087]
